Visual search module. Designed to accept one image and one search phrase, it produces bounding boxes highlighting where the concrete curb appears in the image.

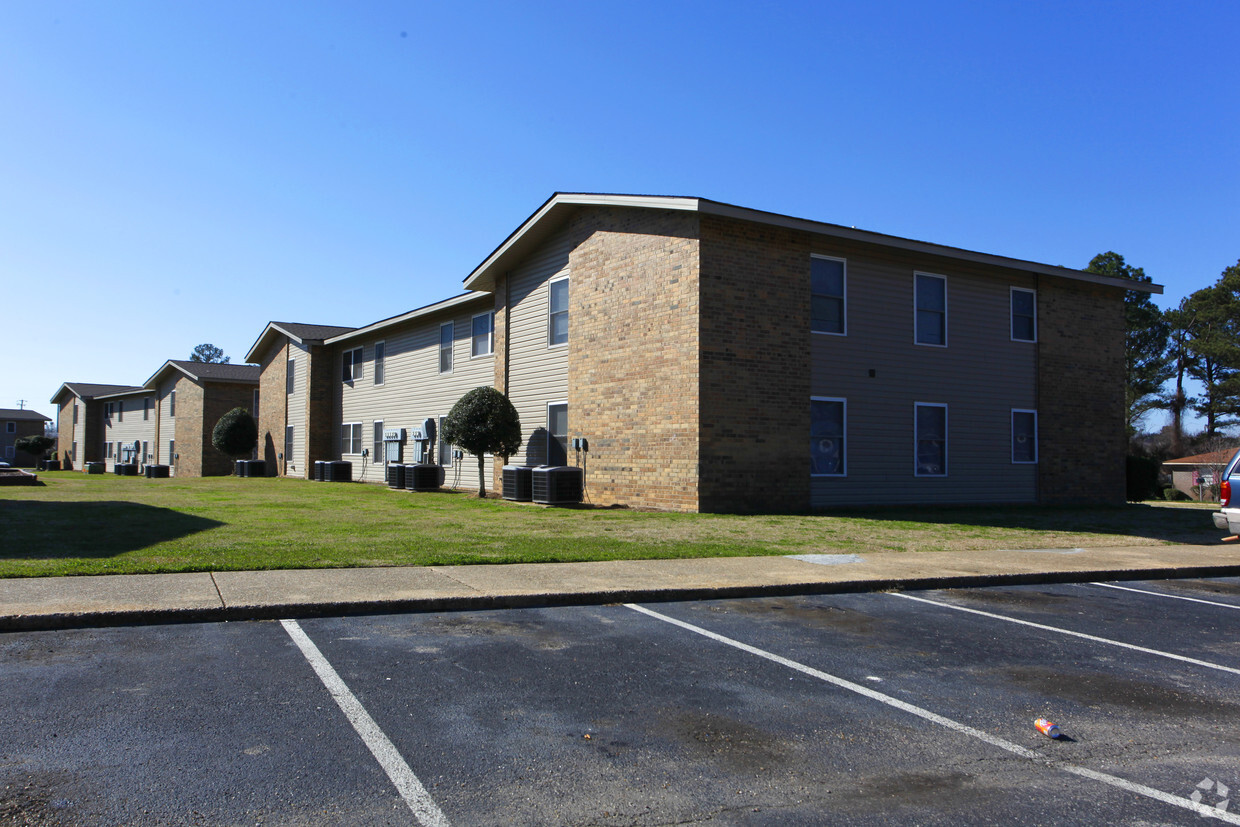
[5,562,1240,633]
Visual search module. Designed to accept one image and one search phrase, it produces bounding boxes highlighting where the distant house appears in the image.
[0,408,52,466]
[1162,449,1237,501]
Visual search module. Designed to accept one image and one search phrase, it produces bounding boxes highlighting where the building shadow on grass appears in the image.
[821,503,1221,545]
[0,501,224,559]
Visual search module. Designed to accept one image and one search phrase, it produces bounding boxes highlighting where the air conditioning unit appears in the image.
[236,460,249,477]
[387,463,407,489]
[502,465,533,501]
[531,466,583,505]
[313,461,326,481]
[327,461,353,482]
[406,464,443,491]
[145,465,170,478]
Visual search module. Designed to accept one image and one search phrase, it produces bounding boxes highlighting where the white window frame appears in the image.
[810,255,847,337]
[143,397,151,421]
[72,441,78,463]
[438,415,452,467]
[73,403,79,425]
[914,272,948,348]
[340,422,363,455]
[252,389,260,419]
[472,312,494,358]
[117,400,124,422]
[342,347,364,383]
[547,401,568,466]
[284,427,293,466]
[169,440,176,466]
[810,397,847,477]
[914,402,949,477]
[373,341,385,386]
[170,390,176,417]
[373,420,384,461]
[5,421,14,434]
[106,442,113,459]
[1010,287,1037,343]
[105,402,114,419]
[548,277,569,348]
[439,323,454,374]
[286,360,295,394]
[1012,409,1038,464]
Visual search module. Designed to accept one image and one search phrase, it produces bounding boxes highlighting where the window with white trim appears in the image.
[169,440,176,465]
[117,400,124,422]
[438,415,452,466]
[547,402,568,466]
[252,389,260,419]
[472,312,494,357]
[373,420,384,461]
[1011,287,1037,342]
[72,441,78,462]
[915,403,948,476]
[286,360,295,394]
[342,347,363,382]
[73,403,79,425]
[810,398,846,476]
[143,397,151,421]
[1012,409,1038,464]
[5,422,14,434]
[341,422,363,455]
[439,323,453,374]
[548,278,569,347]
[374,341,385,385]
[811,256,846,335]
[105,402,114,419]
[915,273,947,346]
[284,427,293,465]
[170,390,176,417]
[107,442,113,459]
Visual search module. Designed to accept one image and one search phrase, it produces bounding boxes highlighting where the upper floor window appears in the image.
[287,360,295,394]
[549,277,569,347]
[342,347,363,382]
[170,390,176,417]
[105,402,115,420]
[143,397,151,421]
[439,323,454,374]
[6,422,15,434]
[915,273,947,346]
[117,400,124,422]
[915,403,948,476]
[252,389,260,419]
[73,403,79,424]
[472,312,494,357]
[811,398,846,476]
[1012,409,1038,463]
[811,256,846,335]
[1011,288,1037,342]
[374,341,385,385]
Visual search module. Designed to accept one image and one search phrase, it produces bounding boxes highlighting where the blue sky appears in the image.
[3,1,1236,433]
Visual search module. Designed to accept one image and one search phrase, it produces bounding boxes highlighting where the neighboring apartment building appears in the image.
[50,363,260,476]
[1,408,52,466]
[244,193,1157,512]
[50,383,145,469]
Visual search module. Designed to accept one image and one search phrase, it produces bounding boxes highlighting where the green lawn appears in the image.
[0,471,1222,578]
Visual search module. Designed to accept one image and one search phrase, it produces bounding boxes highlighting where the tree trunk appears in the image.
[477,454,486,498]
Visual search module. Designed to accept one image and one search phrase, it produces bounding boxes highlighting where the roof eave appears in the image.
[324,293,493,344]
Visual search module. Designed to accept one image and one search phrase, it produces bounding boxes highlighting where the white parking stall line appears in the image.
[889,592,1240,676]
[1087,581,1240,610]
[281,619,450,827]
[624,603,1240,824]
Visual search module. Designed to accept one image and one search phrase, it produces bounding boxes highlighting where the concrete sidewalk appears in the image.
[2,544,1239,632]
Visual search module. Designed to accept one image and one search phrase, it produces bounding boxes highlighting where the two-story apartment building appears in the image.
[1,408,52,466]
[50,383,145,469]
[246,193,1157,512]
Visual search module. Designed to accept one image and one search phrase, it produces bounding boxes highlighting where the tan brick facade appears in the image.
[1036,278,1127,504]
[256,341,288,475]
[304,346,338,471]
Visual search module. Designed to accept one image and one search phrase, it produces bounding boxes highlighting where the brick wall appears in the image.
[200,382,257,476]
[56,401,74,467]
[176,381,207,477]
[698,215,813,512]
[305,345,338,470]
[565,207,703,512]
[1037,278,1126,503]
[257,341,288,476]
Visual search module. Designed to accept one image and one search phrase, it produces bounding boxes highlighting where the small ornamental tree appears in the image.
[14,435,55,462]
[441,387,522,497]
[211,407,258,462]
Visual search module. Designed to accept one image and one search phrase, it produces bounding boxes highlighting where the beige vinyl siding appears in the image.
[286,342,309,476]
[157,377,180,473]
[505,227,572,466]
[337,300,496,488]
[71,404,86,467]
[810,249,1038,507]
[102,393,159,471]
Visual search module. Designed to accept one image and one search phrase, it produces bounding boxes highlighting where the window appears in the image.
[915,273,947,346]
[915,403,948,476]
[73,403,79,425]
[548,403,568,466]
[284,427,294,465]
[105,402,114,419]
[142,441,149,462]
[116,441,122,461]
[439,323,453,374]
[341,422,363,455]
[373,421,384,461]
[811,256,846,335]
[252,389,260,419]
[143,398,151,421]
[438,415,451,466]
[343,347,363,382]
[374,341,385,385]
[549,277,569,346]
[1011,288,1037,342]
[810,398,846,476]
[5,422,13,434]
[170,391,176,417]
[472,312,494,357]
[1012,409,1038,464]
[169,440,175,465]
[72,441,78,462]
[4,446,12,459]
[107,442,113,459]
[287,360,295,394]
[117,400,124,422]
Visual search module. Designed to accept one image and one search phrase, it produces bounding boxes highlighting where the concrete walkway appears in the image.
[3,544,1239,632]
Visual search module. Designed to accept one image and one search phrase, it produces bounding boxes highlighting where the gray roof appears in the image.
[168,360,262,383]
[271,322,357,342]
[0,408,51,422]
[54,382,146,402]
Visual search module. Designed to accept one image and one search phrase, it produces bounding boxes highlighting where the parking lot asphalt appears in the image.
[3,578,1238,825]
[2,543,1240,632]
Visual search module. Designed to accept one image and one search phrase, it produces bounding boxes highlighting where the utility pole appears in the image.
[15,399,27,410]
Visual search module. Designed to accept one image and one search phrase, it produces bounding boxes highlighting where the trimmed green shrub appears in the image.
[14,435,55,461]
[441,387,522,497]
[1162,487,1188,501]
[212,407,258,460]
